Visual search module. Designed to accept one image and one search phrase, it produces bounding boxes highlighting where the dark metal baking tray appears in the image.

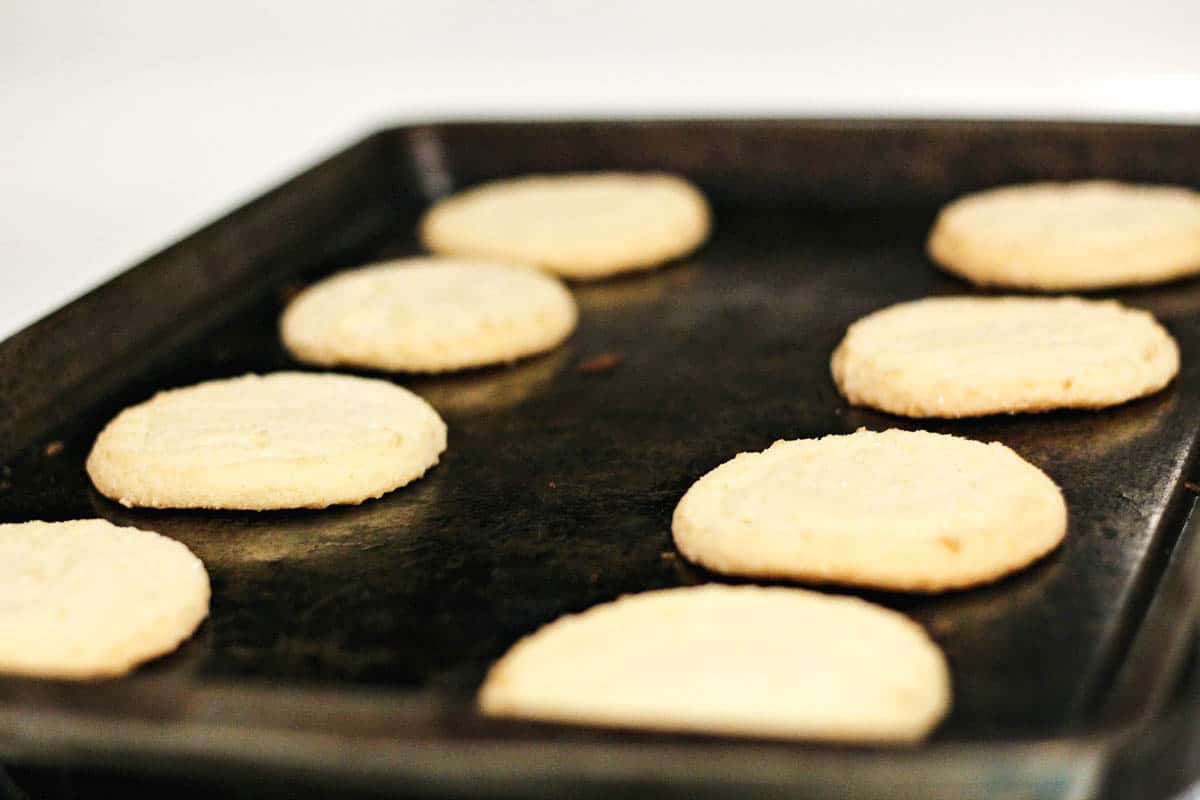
[2,119,1200,799]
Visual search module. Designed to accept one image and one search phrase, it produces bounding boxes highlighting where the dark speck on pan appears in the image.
[576,353,623,374]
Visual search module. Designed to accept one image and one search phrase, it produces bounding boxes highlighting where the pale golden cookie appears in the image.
[928,181,1200,290]
[420,172,710,280]
[479,584,951,742]
[672,429,1066,592]
[831,296,1179,418]
[0,519,209,679]
[281,258,577,372]
[87,372,446,510]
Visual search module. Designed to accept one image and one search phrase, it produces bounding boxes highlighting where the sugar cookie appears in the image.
[480,584,950,742]
[672,429,1066,592]
[0,519,209,679]
[831,296,1179,418]
[87,372,446,510]
[281,259,577,372]
[928,181,1200,290]
[420,172,710,280]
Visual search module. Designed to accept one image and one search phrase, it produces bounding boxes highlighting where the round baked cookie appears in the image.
[672,429,1066,592]
[831,296,1179,418]
[87,372,447,510]
[0,519,209,679]
[479,584,950,742]
[927,181,1200,290]
[419,172,711,280]
[281,258,578,372]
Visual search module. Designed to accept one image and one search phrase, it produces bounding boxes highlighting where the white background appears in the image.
[2,0,1199,340]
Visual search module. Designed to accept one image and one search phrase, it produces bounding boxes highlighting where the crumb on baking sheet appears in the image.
[576,353,623,374]
[44,441,64,457]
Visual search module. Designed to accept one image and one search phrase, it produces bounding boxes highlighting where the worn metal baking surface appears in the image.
[1,120,1200,799]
